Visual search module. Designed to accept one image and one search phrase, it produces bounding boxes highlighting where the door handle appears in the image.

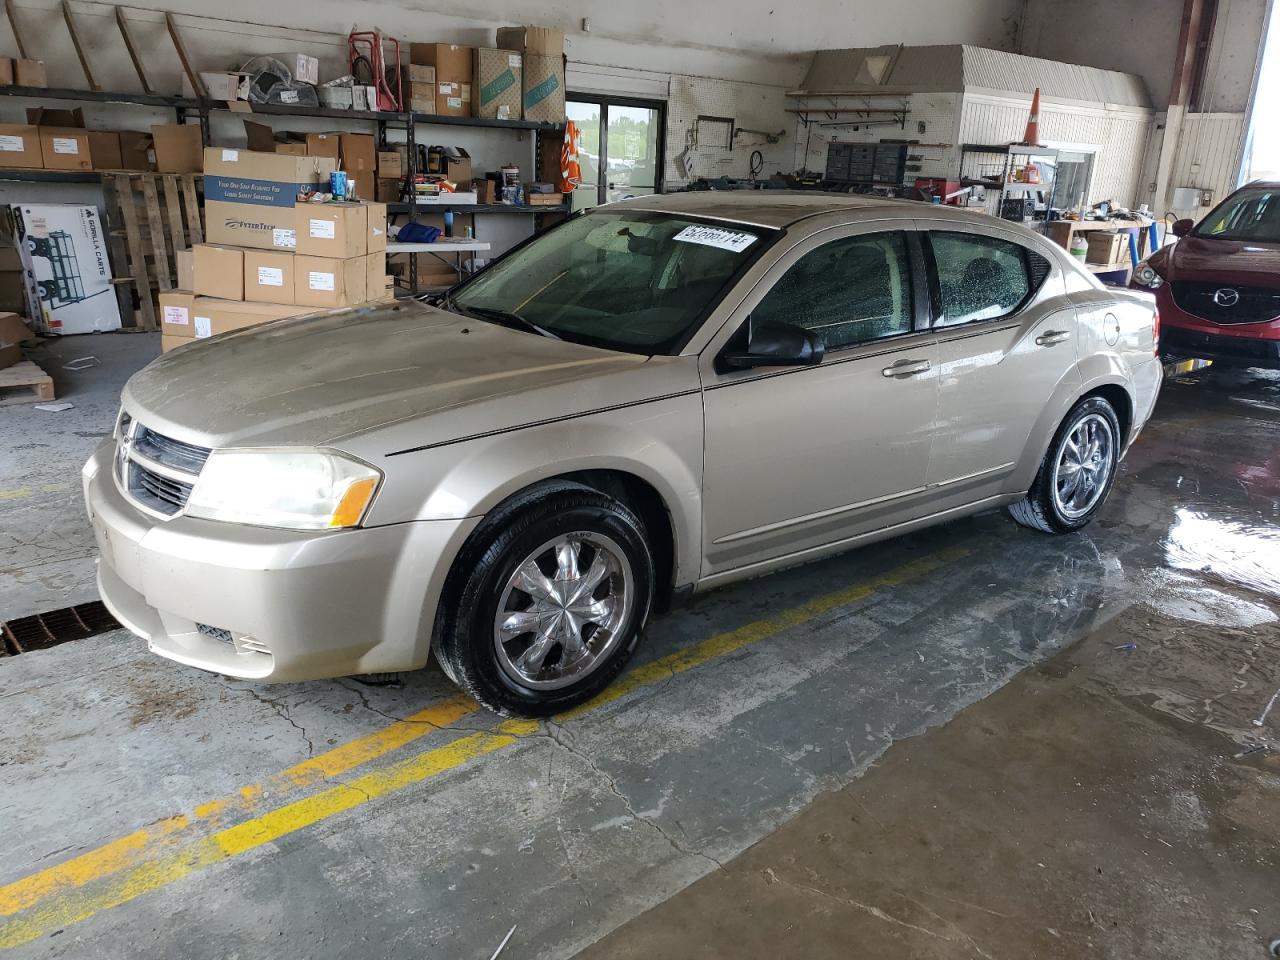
[1035,330,1071,346]
[882,359,932,378]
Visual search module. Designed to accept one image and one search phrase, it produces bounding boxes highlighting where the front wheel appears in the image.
[1009,396,1122,534]
[434,481,654,717]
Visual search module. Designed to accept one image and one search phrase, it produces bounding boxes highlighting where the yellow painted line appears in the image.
[0,546,966,949]
[0,694,477,919]
[0,484,68,501]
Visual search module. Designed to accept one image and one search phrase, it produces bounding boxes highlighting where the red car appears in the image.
[1132,182,1280,369]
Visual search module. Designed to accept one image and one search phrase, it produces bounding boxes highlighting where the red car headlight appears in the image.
[1133,260,1164,289]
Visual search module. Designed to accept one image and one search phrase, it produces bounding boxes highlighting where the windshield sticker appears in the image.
[673,225,756,253]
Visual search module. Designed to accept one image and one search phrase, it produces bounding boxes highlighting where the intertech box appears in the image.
[203,148,336,251]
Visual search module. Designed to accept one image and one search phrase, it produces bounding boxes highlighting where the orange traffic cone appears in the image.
[1021,88,1041,146]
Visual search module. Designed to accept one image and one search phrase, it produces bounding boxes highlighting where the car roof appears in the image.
[603,190,1003,230]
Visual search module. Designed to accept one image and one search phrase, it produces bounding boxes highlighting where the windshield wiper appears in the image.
[454,303,561,340]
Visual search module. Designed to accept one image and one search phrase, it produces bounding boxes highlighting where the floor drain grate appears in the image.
[1,601,121,655]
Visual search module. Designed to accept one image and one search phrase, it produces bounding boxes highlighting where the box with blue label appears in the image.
[522,54,564,123]
[203,148,336,252]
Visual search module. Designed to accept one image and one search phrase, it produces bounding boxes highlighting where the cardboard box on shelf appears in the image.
[410,44,473,83]
[37,128,92,171]
[270,53,319,85]
[151,124,203,173]
[442,148,472,188]
[295,201,369,258]
[175,248,193,289]
[375,178,400,203]
[14,59,46,87]
[159,290,197,337]
[243,249,296,305]
[191,296,305,338]
[26,107,85,127]
[14,203,122,334]
[405,63,436,84]
[87,132,121,170]
[430,81,472,117]
[522,54,565,123]
[340,133,376,200]
[0,125,41,169]
[0,58,12,85]
[377,151,402,179]
[193,244,245,300]
[183,71,250,101]
[496,26,565,58]
[305,132,340,159]
[275,142,307,156]
[204,148,336,251]
[1086,232,1127,265]
[118,132,153,170]
[294,255,366,308]
[474,48,523,120]
[474,178,498,204]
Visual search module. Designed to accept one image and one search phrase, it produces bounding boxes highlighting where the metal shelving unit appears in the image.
[0,83,568,292]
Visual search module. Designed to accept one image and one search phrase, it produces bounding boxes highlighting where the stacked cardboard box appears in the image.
[203,147,335,251]
[0,111,192,173]
[496,26,565,123]
[410,44,474,117]
[160,199,390,353]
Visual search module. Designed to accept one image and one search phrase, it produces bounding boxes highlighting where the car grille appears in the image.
[115,415,211,517]
[1170,281,1280,325]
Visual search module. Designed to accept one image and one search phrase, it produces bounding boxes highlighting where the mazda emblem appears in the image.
[1213,288,1240,307]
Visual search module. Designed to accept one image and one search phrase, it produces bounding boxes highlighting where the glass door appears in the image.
[566,95,664,208]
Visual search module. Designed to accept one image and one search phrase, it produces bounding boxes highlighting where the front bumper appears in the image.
[83,441,479,682]
[1161,326,1280,369]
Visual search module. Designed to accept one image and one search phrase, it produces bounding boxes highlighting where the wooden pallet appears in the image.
[0,359,55,406]
[101,172,203,331]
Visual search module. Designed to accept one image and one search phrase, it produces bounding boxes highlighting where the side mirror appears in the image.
[722,323,825,370]
[1172,218,1195,238]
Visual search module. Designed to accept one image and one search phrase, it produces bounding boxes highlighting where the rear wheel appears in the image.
[433,481,654,716]
[1009,396,1121,534]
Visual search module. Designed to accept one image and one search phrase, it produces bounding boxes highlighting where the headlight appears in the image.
[1132,260,1164,289]
[185,450,381,530]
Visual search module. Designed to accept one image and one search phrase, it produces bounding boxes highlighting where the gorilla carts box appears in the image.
[203,148,335,252]
[13,203,121,335]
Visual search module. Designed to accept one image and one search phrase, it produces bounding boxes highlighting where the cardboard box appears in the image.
[295,201,368,257]
[269,53,319,85]
[87,131,122,170]
[193,244,245,300]
[14,203,122,334]
[183,71,250,101]
[405,63,436,84]
[175,248,193,290]
[0,312,34,344]
[0,124,41,169]
[377,150,402,179]
[15,59,46,87]
[159,290,197,338]
[0,271,26,311]
[151,124,203,173]
[161,333,189,353]
[364,253,388,302]
[294,255,366,308]
[441,147,472,188]
[427,81,471,117]
[276,142,308,157]
[496,26,564,58]
[522,54,565,123]
[340,133,376,201]
[366,202,387,253]
[410,44,473,83]
[0,58,12,86]
[474,48,523,120]
[204,148,336,251]
[475,178,498,204]
[375,178,401,203]
[243,249,296,304]
[118,131,153,170]
[38,128,92,171]
[191,296,305,338]
[1086,232,1127,265]
[27,107,85,127]
[305,132,340,159]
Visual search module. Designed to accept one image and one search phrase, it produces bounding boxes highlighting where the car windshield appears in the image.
[1194,187,1280,243]
[450,210,771,354]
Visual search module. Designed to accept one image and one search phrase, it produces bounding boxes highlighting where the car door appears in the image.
[699,225,939,578]
[918,223,1083,504]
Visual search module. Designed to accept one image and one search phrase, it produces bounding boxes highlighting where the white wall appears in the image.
[1167,112,1249,217]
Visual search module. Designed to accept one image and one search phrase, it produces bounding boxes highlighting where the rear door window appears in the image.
[930,232,1035,327]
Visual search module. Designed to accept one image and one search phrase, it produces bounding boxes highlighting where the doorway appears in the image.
[1242,0,1280,181]
[565,95,665,209]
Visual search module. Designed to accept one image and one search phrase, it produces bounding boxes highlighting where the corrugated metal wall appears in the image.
[958,96,1154,208]
[1168,113,1247,217]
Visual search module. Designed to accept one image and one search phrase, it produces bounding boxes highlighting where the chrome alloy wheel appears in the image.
[1051,412,1115,520]
[493,532,633,690]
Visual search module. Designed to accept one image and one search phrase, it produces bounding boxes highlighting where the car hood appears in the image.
[123,302,656,449]
[1157,235,1280,287]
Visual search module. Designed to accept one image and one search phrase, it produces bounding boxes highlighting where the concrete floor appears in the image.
[0,334,1277,959]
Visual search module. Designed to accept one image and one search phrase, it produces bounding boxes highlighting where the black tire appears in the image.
[433,480,654,717]
[1009,396,1122,534]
